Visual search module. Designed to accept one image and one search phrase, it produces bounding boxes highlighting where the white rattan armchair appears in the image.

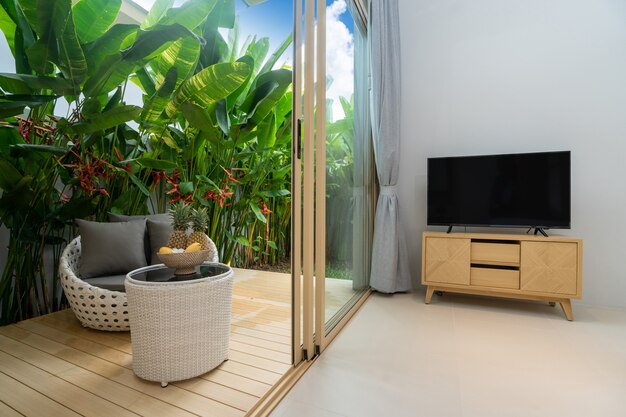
[59,235,218,331]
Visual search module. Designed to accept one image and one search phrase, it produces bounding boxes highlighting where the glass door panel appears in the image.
[295,0,371,360]
[322,1,372,332]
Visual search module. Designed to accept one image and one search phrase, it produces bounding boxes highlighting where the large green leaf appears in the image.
[166,61,251,116]
[16,0,37,33]
[256,110,276,149]
[200,23,228,67]
[0,175,33,212]
[249,201,267,223]
[0,0,18,23]
[181,102,220,144]
[257,32,292,76]
[275,90,292,122]
[12,3,34,74]
[155,35,201,89]
[73,0,121,44]
[245,69,292,125]
[71,105,141,134]
[206,0,235,29]
[245,37,269,77]
[258,189,290,198]
[124,25,197,62]
[22,0,56,74]
[9,144,66,157]
[158,0,218,31]
[47,0,87,84]
[140,66,178,123]
[0,160,23,190]
[0,6,16,55]
[181,102,214,132]
[0,93,57,108]
[85,23,138,71]
[24,0,87,90]
[227,55,254,109]
[141,0,173,29]
[129,174,149,196]
[215,99,229,135]
[133,67,156,96]
[83,24,195,97]
[0,125,21,156]
[0,73,74,95]
[135,157,178,170]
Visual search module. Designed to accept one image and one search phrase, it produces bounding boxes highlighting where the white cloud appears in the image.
[325,0,354,121]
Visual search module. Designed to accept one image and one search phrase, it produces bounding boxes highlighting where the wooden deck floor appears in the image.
[0,268,293,417]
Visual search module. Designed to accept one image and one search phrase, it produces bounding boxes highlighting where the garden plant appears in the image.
[0,0,294,324]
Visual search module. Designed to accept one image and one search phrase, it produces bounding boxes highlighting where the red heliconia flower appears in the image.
[222,167,241,184]
[65,152,113,198]
[16,116,58,144]
[16,117,32,143]
[151,170,166,190]
[164,170,193,203]
[259,200,272,215]
[204,187,233,208]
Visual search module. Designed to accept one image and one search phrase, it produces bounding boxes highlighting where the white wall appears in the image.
[397,0,626,308]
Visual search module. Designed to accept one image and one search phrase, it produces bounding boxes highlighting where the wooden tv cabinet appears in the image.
[421,232,583,320]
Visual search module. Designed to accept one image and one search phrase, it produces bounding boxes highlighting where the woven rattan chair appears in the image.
[59,235,218,331]
[125,266,234,387]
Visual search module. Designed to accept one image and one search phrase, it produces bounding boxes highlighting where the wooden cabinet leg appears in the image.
[425,286,435,304]
[559,299,574,321]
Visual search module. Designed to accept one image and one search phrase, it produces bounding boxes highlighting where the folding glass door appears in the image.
[292,0,372,365]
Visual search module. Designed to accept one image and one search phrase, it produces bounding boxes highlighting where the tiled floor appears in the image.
[271,291,626,417]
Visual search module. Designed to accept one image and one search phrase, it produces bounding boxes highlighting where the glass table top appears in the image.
[128,263,231,284]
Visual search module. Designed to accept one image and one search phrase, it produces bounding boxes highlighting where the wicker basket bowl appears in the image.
[157,250,211,275]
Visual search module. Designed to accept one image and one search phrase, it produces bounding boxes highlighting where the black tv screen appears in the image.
[427,151,571,229]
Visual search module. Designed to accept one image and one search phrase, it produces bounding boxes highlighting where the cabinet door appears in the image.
[520,241,578,295]
[424,237,470,285]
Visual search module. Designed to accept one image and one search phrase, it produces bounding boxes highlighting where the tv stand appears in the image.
[534,227,549,237]
[421,232,583,320]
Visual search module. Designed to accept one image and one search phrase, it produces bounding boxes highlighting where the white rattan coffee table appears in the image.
[125,263,233,387]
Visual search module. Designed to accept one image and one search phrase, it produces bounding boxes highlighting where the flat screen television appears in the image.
[427,151,571,231]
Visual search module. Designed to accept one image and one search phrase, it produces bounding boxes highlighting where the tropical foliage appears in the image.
[0,0,292,324]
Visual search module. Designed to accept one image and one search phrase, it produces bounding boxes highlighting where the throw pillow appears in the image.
[109,213,170,261]
[77,219,148,278]
[146,219,174,264]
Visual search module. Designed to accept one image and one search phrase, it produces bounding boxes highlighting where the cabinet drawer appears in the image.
[470,267,520,289]
[471,242,520,265]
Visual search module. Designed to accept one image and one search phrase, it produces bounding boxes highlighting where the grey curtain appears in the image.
[368,0,411,293]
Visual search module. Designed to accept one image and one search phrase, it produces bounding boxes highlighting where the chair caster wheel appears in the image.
[161,382,168,388]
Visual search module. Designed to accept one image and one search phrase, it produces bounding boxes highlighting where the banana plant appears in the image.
[126,0,294,266]
[0,0,301,324]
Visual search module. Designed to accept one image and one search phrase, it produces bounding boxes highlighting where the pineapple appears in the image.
[167,202,191,249]
[188,207,210,250]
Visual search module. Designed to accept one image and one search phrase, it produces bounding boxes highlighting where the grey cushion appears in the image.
[84,275,127,292]
[77,219,148,278]
[109,213,170,261]
[146,219,173,265]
